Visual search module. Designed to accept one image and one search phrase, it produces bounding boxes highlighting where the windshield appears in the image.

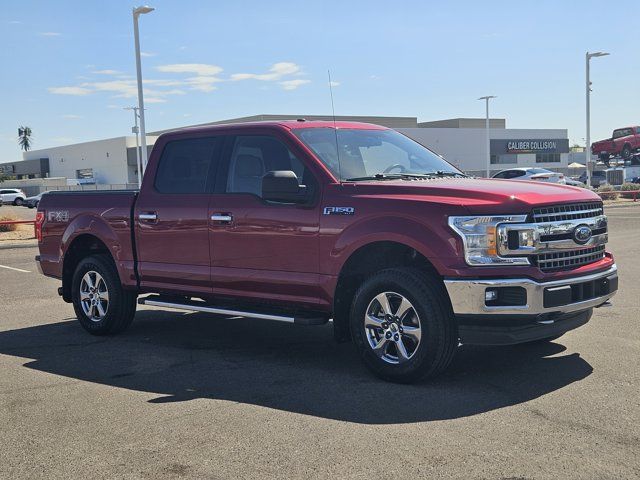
[293,128,463,181]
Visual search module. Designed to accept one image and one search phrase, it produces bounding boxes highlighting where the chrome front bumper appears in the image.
[444,265,618,316]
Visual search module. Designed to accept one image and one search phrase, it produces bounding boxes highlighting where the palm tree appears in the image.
[18,126,33,151]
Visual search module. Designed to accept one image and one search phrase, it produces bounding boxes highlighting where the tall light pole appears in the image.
[124,106,142,188]
[133,5,154,174]
[478,96,496,178]
[586,51,609,187]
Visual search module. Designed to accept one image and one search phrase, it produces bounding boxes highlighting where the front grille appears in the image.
[533,244,606,272]
[531,202,603,223]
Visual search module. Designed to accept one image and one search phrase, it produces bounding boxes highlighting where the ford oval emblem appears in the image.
[573,225,592,244]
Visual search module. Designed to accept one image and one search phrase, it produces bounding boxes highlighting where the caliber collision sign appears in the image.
[490,139,569,155]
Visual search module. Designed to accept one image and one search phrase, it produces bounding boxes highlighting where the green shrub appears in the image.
[597,185,618,201]
[0,215,18,232]
[619,182,639,199]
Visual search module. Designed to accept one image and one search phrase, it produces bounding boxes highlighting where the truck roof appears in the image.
[159,120,389,137]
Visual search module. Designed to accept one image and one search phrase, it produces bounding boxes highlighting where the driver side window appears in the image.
[225,135,315,200]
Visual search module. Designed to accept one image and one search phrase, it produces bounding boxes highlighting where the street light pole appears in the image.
[132,5,154,174]
[585,51,609,188]
[124,107,142,188]
[478,96,496,178]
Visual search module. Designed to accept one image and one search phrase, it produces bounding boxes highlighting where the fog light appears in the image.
[485,289,498,302]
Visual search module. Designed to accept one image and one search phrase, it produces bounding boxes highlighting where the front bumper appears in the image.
[444,265,618,345]
[444,265,617,316]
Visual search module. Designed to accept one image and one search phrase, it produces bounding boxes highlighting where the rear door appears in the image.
[207,132,324,308]
[134,134,224,295]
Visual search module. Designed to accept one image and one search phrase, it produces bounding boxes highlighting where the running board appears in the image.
[137,295,328,325]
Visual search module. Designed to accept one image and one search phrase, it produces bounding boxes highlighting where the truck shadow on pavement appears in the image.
[0,309,593,424]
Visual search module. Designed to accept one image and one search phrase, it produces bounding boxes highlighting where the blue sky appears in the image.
[1,0,638,162]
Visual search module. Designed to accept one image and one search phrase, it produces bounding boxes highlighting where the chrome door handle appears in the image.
[211,214,233,223]
[139,213,157,221]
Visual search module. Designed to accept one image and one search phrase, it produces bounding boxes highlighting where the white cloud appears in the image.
[145,97,167,104]
[39,32,61,36]
[48,86,92,95]
[156,63,223,76]
[92,69,121,75]
[9,20,22,24]
[184,76,220,92]
[280,79,310,91]
[61,114,83,119]
[231,62,301,81]
[329,81,340,87]
[141,51,157,57]
[107,105,120,109]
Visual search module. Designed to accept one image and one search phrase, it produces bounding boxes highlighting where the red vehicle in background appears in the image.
[35,121,618,383]
[591,126,640,162]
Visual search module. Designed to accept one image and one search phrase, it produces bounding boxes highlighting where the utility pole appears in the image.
[478,96,496,178]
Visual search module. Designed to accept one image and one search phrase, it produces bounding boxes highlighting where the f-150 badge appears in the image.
[323,206,355,215]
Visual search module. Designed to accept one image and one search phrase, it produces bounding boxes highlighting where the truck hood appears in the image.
[348,177,602,215]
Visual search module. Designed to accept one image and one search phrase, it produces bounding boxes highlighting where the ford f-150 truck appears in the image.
[36,121,618,383]
[591,126,640,161]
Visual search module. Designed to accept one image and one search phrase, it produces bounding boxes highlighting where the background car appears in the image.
[578,170,607,188]
[24,190,55,209]
[0,188,26,205]
[564,177,586,187]
[492,167,566,184]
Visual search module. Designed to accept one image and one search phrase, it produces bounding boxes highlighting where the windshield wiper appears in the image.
[345,171,466,181]
[421,171,467,178]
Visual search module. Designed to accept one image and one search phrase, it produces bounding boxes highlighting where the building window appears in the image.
[76,168,94,178]
[536,153,561,163]
[491,154,517,164]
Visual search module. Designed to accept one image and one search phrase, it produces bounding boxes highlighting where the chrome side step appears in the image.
[137,296,328,325]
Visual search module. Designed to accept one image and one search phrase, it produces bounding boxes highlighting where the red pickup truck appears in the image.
[591,126,640,161]
[35,121,618,383]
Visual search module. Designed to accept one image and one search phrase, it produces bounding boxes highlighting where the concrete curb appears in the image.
[0,241,38,250]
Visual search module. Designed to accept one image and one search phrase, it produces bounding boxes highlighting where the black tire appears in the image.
[71,254,137,335]
[350,268,457,383]
[13,198,24,206]
[599,153,609,162]
[621,145,632,160]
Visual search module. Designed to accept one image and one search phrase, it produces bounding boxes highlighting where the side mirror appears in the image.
[262,170,307,203]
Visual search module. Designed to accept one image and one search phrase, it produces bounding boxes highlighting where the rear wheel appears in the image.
[621,145,632,160]
[13,198,24,206]
[71,254,137,335]
[350,268,457,383]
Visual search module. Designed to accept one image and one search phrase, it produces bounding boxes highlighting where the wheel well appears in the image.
[332,241,439,343]
[61,235,111,302]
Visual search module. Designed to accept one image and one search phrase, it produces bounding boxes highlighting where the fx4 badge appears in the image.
[47,211,69,222]
[323,206,355,216]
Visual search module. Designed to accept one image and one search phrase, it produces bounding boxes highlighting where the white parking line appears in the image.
[0,264,31,273]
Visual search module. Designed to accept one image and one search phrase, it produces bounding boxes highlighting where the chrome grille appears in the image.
[531,202,603,223]
[534,244,606,272]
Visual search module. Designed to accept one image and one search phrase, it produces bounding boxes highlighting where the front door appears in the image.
[208,133,324,308]
[134,134,223,295]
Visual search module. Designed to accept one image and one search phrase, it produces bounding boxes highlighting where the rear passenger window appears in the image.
[155,137,221,194]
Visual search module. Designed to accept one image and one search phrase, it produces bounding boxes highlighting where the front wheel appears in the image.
[13,198,24,206]
[621,145,632,160]
[350,268,458,383]
[71,254,137,335]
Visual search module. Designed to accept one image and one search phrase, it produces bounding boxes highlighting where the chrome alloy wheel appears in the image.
[80,271,109,322]
[364,291,422,364]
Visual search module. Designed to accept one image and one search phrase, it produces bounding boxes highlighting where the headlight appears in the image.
[448,215,529,266]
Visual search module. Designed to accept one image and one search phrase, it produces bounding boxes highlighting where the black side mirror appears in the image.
[262,170,307,203]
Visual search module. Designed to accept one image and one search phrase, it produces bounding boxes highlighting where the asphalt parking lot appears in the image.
[0,207,638,479]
